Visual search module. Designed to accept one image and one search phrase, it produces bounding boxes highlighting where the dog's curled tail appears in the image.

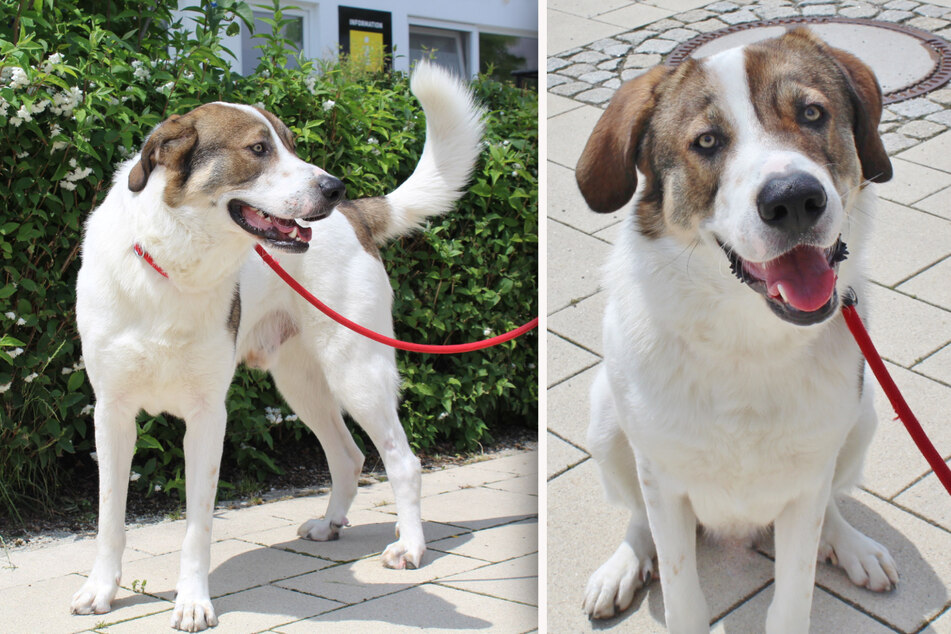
[372,60,485,243]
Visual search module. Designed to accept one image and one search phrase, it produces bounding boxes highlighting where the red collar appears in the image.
[133,243,169,279]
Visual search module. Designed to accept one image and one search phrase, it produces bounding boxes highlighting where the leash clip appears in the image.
[842,286,858,308]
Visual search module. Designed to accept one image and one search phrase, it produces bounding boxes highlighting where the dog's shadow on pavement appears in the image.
[591,498,946,632]
[209,516,532,629]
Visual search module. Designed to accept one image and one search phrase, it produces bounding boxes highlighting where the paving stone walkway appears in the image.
[1,450,538,633]
[548,1,951,632]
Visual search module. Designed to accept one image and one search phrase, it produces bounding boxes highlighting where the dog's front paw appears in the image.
[70,571,120,615]
[297,517,347,542]
[172,591,218,632]
[584,543,655,620]
[819,528,898,592]
[381,535,425,570]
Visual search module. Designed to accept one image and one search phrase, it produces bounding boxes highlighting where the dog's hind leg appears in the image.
[270,345,364,542]
[320,345,424,570]
[818,371,898,592]
[169,402,227,632]
[71,399,138,616]
[583,368,657,620]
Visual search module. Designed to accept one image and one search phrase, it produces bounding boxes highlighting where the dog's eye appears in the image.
[249,142,268,156]
[692,132,722,155]
[799,104,826,125]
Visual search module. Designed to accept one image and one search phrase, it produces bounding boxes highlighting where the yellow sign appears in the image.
[350,30,384,72]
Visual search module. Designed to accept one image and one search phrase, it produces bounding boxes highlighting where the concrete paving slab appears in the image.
[484,474,538,496]
[643,0,713,12]
[547,432,588,480]
[878,158,951,205]
[206,504,299,542]
[549,9,630,56]
[915,342,951,385]
[866,199,951,287]
[102,585,341,633]
[475,451,539,476]
[430,517,538,563]
[899,129,951,174]
[547,364,598,449]
[866,283,951,367]
[275,549,483,605]
[595,4,675,29]
[548,161,623,235]
[119,538,327,602]
[864,361,951,498]
[925,606,951,633]
[237,509,461,565]
[276,583,537,632]
[438,552,539,606]
[547,333,600,387]
[898,255,951,310]
[548,93,583,118]
[547,220,611,314]
[548,292,607,357]
[712,586,895,633]
[0,537,148,591]
[5,573,172,634]
[914,185,951,220]
[547,0,634,20]
[376,486,537,532]
[547,104,603,169]
[594,218,627,244]
[894,458,951,533]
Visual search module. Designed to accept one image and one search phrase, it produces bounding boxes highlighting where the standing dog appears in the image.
[577,30,897,632]
[70,61,483,631]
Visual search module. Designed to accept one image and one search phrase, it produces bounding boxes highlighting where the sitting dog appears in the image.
[576,29,896,633]
[70,61,483,631]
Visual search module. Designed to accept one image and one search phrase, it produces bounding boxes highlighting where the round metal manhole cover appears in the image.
[668,17,951,104]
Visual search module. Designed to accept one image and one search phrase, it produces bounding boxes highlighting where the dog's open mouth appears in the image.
[719,238,849,326]
[228,200,322,253]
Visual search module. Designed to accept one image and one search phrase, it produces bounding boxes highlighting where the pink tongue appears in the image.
[747,246,836,312]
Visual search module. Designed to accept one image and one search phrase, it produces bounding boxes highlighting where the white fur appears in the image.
[583,45,897,632]
[71,62,483,631]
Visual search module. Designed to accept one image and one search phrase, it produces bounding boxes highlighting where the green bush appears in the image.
[0,0,537,519]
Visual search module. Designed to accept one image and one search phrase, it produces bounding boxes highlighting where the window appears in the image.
[409,26,467,77]
[241,10,305,75]
[480,33,538,87]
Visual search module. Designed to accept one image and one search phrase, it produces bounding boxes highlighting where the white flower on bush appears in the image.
[15,105,32,124]
[16,151,29,159]
[50,86,83,116]
[304,75,316,91]
[264,406,283,425]
[8,348,23,358]
[438,412,449,420]
[4,312,14,320]
[42,52,64,72]
[24,372,39,383]
[159,81,174,95]
[0,97,9,117]
[285,414,299,422]
[61,181,76,191]
[322,99,335,111]
[131,60,150,81]
[8,67,29,89]
[90,451,98,461]
[129,471,141,482]
[367,136,380,155]
[0,382,11,394]
[62,158,93,189]
[81,404,95,416]
[51,122,68,151]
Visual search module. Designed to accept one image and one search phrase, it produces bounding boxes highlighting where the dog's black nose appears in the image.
[757,172,827,235]
[318,176,345,204]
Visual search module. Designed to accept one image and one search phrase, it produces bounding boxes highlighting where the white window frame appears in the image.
[407,17,478,79]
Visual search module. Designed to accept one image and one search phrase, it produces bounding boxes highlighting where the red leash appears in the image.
[842,303,951,496]
[254,244,538,354]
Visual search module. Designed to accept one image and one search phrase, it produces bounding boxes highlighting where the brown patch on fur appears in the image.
[227,284,241,344]
[646,58,732,240]
[576,66,671,214]
[128,103,293,207]
[242,310,299,370]
[336,197,392,258]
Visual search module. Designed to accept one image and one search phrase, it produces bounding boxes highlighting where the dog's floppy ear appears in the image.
[576,66,670,213]
[826,46,893,184]
[128,114,198,192]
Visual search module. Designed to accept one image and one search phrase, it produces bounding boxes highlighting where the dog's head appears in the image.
[128,102,344,253]
[577,28,891,325]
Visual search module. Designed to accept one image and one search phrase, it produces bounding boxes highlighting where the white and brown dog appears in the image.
[577,29,896,632]
[70,61,483,631]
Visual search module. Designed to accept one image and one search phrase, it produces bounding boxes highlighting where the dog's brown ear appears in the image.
[827,47,892,183]
[576,66,670,212]
[128,114,199,192]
